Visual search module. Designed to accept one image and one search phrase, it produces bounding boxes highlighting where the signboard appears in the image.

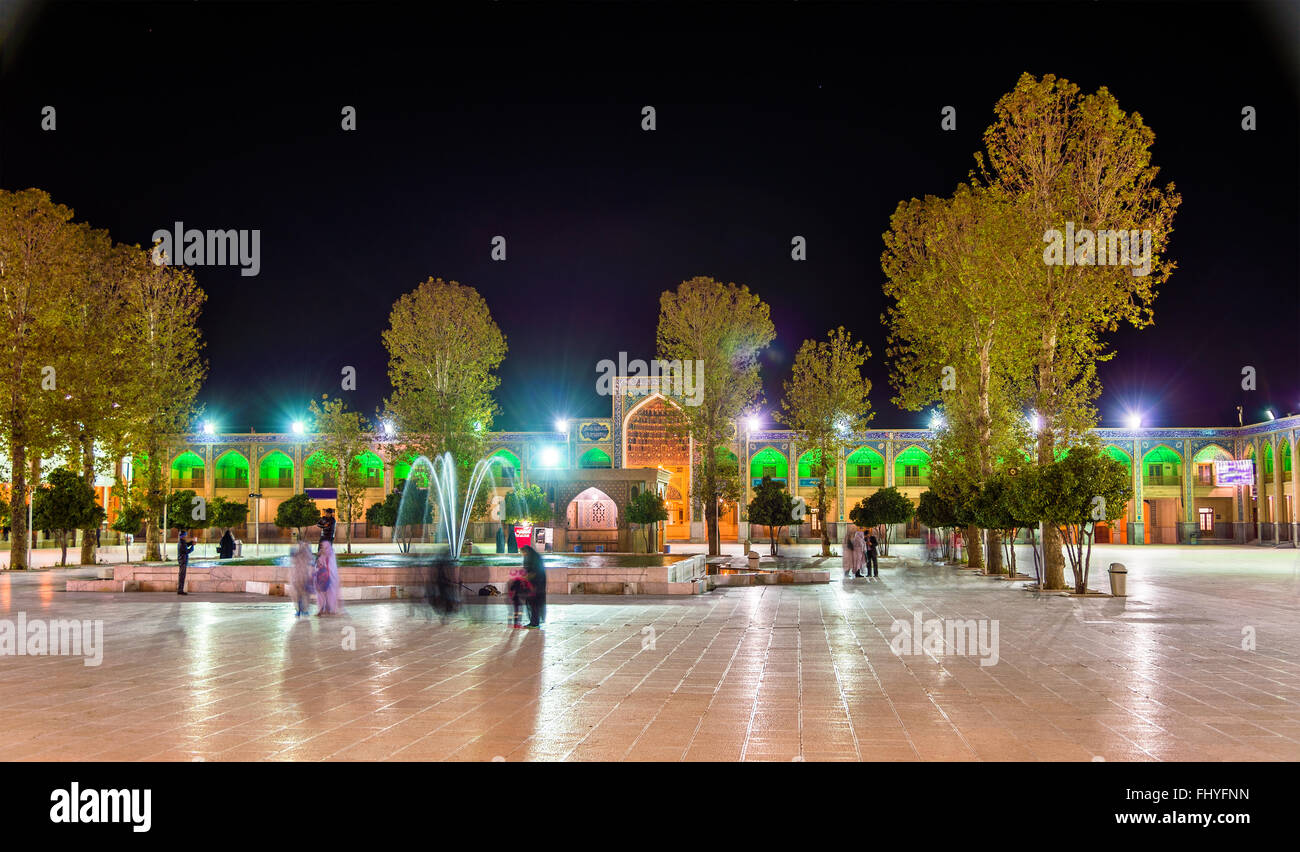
[580,422,611,442]
[1213,460,1254,486]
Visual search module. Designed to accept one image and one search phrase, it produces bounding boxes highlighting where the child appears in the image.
[506,567,530,628]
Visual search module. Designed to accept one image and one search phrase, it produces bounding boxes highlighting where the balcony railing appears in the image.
[261,476,294,489]
[303,474,339,488]
[169,477,204,489]
[1145,474,1181,486]
[901,475,930,487]
[846,476,884,487]
[214,477,249,489]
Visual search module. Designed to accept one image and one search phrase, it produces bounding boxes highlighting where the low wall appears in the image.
[68,553,712,596]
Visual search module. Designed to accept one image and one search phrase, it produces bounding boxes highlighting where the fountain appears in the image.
[394,452,505,558]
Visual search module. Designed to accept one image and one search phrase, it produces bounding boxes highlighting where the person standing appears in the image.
[314,539,342,615]
[316,507,336,553]
[521,545,546,628]
[289,540,314,616]
[176,528,195,595]
[866,532,879,578]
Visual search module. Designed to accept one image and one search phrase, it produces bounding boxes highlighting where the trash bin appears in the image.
[233,540,243,557]
[1107,562,1127,596]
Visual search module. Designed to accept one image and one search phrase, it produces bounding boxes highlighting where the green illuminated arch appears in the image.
[893,446,931,484]
[214,451,249,488]
[1104,445,1132,467]
[356,451,383,486]
[749,446,788,481]
[578,447,611,469]
[1192,444,1232,464]
[1141,445,1182,485]
[304,451,338,487]
[846,446,884,485]
[797,449,834,483]
[1282,442,1292,473]
[259,451,295,488]
[489,448,522,481]
[170,451,205,486]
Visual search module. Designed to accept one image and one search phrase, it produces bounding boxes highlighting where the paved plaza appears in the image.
[2,544,1299,761]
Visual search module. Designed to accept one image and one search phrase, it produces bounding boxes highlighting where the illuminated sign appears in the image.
[1213,460,1254,486]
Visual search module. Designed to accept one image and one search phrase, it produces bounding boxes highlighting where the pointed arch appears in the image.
[846,446,885,486]
[893,444,931,486]
[214,450,249,489]
[258,450,295,489]
[578,446,612,469]
[749,446,789,483]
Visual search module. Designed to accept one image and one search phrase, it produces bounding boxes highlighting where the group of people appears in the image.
[841,525,880,579]
[506,545,547,629]
[288,508,342,616]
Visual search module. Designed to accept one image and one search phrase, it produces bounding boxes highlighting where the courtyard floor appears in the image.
[2,544,1299,761]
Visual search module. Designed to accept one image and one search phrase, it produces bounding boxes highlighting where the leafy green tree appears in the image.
[1003,465,1046,586]
[747,475,795,556]
[0,189,87,570]
[111,501,147,564]
[972,472,1037,576]
[627,489,669,553]
[977,73,1180,589]
[883,183,1036,574]
[369,489,432,553]
[504,484,551,526]
[211,497,249,532]
[1035,446,1133,594]
[275,492,321,540]
[915,489,957,560]
[307,395,373,553]
[658,276,775,556]
[381,278,507,496]
[850,487,914,557]
[119,248,208,561]
[777,327,873,556]
[32,468,105,566]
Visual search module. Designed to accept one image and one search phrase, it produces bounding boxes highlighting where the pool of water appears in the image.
[194,552,691,569]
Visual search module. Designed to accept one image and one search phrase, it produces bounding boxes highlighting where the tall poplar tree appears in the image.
[657,276,774,556]
[976,73,1180,588]
[777,327,873,556]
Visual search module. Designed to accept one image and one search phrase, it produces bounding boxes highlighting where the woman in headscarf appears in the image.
[289,539,315,616]
[842,523,865,579]
[315,539,343,615]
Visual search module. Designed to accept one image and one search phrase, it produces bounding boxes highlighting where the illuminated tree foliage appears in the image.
[777,327,873,556]
[0,189,85,569]
[307,395,373,553]
[657,276,774,556]
[976,73,1181,589]
[119,249,208,561]
[382,277,507,492]
[882,183,1034,573]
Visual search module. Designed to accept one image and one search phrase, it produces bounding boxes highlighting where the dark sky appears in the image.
[2,1,1297,432]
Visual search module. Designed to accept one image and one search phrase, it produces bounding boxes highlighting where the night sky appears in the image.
[2,1,1296,432]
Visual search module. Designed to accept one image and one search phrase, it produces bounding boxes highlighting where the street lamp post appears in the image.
[249,492,262,556]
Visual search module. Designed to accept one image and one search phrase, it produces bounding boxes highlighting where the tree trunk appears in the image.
[986,529,1004,574]
[1037,331,1067,590]
[817,479,831,556]
[60,532,68,566]
[79,430,97,565]
[965,524,984,571]
[145,436,163,561]
[9,437,27,570]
